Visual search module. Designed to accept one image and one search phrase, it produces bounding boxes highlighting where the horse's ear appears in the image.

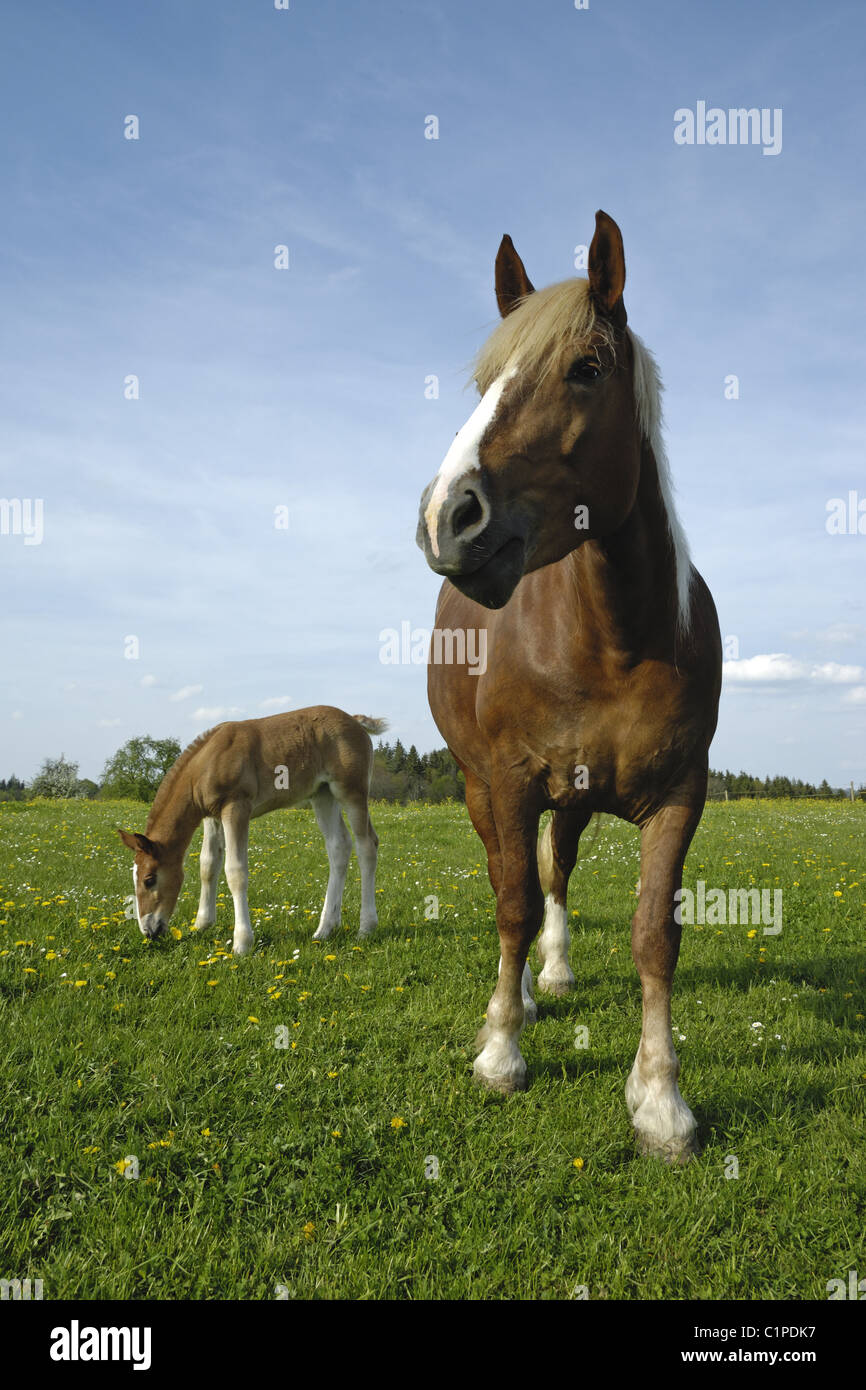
[117,829,159,857]
[495,234,535,318]
[588,210,627,329]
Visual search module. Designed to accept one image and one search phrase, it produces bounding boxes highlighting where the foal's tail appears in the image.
[352,715,389,737]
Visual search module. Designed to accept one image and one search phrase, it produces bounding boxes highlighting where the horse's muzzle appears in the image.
[416,475,527,608]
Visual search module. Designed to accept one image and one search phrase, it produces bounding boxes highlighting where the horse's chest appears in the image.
[480,666,698,814]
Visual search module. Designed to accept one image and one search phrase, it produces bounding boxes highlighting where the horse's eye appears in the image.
[143,874,157,890]
[566,359,602,383]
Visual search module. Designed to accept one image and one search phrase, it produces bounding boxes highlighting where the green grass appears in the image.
[0,797,863,1299]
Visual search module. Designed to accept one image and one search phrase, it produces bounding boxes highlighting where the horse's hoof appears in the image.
[472,1066,527,1096]
[537,972,573,998]
[232,936,254,957]
[634,1129,700,1165]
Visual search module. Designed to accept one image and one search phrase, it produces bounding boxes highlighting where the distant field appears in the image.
[0,797,863,1300]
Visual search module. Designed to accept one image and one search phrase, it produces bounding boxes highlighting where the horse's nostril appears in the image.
[453,489,484,535]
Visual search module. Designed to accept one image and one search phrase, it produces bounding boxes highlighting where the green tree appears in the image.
[100,736,182,803]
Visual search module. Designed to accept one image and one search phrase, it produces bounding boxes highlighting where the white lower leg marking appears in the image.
[626,1012,697,1161]
[195,817,224,929]
[312,788,351,941]
[223,813,253,956]
[475,959,529,1090]
[536,895,575,995]
[343,798,379,938]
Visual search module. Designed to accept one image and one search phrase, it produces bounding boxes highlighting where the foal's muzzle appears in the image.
[139,916,168,940]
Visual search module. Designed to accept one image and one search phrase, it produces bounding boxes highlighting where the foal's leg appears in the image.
[626,796,702,1163]
[466,772,536,1025]
[193,816,225,931]
[536,807,590,996]
[310,785,352,941]
[340,794,379,939]
[222,801,254,956]
[474,781,543,1092]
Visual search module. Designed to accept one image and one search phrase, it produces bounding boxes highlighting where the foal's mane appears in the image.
[472,277,693,630]
[148,725,220,825]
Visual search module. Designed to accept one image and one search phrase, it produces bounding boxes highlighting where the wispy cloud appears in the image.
[170,684,204,703]
[724,655,865,685]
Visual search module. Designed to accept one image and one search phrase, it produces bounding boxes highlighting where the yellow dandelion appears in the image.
[573,1157,585,1170]
[390,1116,406,1129]
[302,1221,316,1240]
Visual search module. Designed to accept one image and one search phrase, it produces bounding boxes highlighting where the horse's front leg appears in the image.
[474,783,543,1094]
[222,800,254,957]
[193,817,225,931]
[626,794,703,1163]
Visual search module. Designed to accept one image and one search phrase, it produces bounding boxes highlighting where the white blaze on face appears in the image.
[131,863,142,927]
[424,368,516,557]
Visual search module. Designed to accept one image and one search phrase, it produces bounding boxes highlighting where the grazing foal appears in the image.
[118,706,385,955]
[416,212,722,1162]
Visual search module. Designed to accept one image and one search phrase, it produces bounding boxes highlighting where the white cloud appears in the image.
[170,684,204,702]
[842,686,866,704]
[259,695,291,710]
[816,622,865,645]
[140,674,158,687]
[191,706,242,722]
[724,654,865,684]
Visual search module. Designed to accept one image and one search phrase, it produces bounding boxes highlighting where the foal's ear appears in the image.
[117,829,159,857]
[495,234,535,318]
[588,210,627,329]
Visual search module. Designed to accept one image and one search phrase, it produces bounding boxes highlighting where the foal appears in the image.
[416,212,722,1162]
[118,706,385,955]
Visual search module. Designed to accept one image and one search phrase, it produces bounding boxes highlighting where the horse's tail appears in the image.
[352,715,389,737]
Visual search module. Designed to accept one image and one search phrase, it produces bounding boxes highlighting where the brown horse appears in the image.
[416,212,721,1163]
[118,707,385,955]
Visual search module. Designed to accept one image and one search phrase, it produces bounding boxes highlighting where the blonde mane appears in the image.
[472,277,693,631]
[147,725,220,828]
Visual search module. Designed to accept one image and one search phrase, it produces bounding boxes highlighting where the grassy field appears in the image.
[0,796,863,1300]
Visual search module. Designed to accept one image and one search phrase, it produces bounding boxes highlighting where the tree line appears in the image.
[1,743,862,805]
[0,736,467,805]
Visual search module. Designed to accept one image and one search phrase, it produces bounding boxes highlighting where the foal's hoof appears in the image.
[357,921,377,940]
[232,935,254,957]
[633,1129,700,1165]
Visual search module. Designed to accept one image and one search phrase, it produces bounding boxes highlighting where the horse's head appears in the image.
[117,829,184,938]
[417,210,642,609]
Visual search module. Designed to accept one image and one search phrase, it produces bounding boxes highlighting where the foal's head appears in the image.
[117,830,184,939]
[417,210,642,609]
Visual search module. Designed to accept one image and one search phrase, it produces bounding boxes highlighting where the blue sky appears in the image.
[1,0,864,785]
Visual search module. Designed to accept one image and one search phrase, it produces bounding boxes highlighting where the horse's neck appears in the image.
[576,441,680,653]
[146,780,202,856]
